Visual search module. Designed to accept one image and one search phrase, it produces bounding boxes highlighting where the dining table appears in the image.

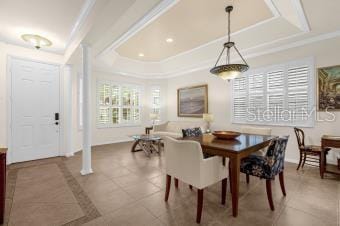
[181,133,275,217]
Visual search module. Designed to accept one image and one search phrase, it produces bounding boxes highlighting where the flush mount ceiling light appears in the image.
[210,6,249,80]
[21,34,52,50]
[138,53,145,57]
[166,38,173,43]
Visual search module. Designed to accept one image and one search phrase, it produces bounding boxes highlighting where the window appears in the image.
[97,81,141,127]
[151,86,161,121]
[78,73,83,129]
[232,58,315,127]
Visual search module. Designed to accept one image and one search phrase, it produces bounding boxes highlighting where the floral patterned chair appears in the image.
[240,136,289,210]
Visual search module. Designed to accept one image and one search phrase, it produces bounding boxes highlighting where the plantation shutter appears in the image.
[248,73,264,122]
[151,86,161,121]
[287,65,310,123]
[267,69,285,123]
[233,76,247,122]
[231,57,314,127]
[97,82,142,127]
[97,82,111,124]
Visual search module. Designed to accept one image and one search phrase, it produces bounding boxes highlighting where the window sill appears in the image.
[231,121,314,128]
[96,124,142,129]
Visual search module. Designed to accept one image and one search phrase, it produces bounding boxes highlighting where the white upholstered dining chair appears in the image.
[163,136,228,223]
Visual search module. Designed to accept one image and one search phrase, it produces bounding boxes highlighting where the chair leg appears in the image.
[165,175,171,202]
[189,185,193,190]
[229,162,232,193]
[318,153,323,177]
[196,189,204,223]
[246,174,250,184]
[174,178,179,188]
[296,151,303,170]
[279,172,286,196]
[266,180,275,211]
[301,152,307,168]
[221,178,227,205]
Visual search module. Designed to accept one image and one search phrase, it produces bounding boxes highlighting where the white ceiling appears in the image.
[116,0,273,61]
[92,0,340,79]
[0,0,90,53]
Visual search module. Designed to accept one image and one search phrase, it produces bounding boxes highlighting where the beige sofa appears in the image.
[152,121,208,138]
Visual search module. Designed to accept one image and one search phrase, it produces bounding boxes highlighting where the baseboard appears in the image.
[285,158,299,164]
[92,138,134,147]
[68,138,134,155]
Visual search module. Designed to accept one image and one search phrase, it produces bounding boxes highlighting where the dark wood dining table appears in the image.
[181,133,274,217]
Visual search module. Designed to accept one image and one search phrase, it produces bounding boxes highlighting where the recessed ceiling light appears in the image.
[138,53,144,57]
[166,38,173,43]
[21,34,52,49]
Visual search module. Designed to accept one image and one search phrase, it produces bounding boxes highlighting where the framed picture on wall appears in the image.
[317,65,340,111]
[177,84,208,117]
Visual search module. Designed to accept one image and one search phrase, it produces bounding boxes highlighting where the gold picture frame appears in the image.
[317,65,340,111]
[177,84,208,117]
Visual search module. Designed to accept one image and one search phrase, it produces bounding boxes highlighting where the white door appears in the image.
[11,58,60,163]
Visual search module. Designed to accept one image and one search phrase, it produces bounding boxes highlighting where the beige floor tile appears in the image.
[122,181,162,200]
[90,187,135,215]
[8,202,84,226]
[6,142,340,226]
[275,207,337,226]
[103,203,159,226]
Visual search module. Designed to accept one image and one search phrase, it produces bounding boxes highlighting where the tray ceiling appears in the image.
[115,0,274,62]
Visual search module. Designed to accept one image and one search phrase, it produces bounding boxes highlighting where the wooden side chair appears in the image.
[294,127,330,174]
[163,136,228,224]
[239,136,289,210]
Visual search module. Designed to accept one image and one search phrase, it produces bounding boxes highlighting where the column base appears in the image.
[80,168,93,175]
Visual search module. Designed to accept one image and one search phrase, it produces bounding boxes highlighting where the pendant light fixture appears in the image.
[210,6,249,80]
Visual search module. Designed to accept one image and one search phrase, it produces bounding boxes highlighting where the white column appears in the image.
[80,44,93,175]
[64,64,73,157]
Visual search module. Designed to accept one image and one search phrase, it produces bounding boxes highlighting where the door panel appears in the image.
[11,58,60,163]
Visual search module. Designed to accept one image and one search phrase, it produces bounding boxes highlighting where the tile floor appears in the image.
[4,141,340,226]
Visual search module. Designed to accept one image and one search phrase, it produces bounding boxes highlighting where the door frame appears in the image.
[6,55,64,164]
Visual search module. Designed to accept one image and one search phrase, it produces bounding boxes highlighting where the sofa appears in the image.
[151,121,208,138]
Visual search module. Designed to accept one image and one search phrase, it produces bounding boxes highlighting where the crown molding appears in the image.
[103,0,281,64]
[97,0,179,58]
[65,0,96,50]
[290,0,310,32]
[99,0,285,64]
[99,29,340,79]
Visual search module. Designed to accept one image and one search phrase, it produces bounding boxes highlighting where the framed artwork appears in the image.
[177,84,208,117]
[318,65,340,111]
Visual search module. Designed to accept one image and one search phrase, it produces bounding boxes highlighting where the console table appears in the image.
[320,135,340,178]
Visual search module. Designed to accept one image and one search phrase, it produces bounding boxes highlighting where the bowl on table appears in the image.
[212,131,241,140]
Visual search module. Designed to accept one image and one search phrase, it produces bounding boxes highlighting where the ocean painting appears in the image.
[177,85,208,117]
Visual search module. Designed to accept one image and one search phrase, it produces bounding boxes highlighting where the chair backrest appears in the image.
[294,127,305,149]
[166,121,207,133]
[241,126,271,135]
[265,136,289,176]
[164,136,203,185]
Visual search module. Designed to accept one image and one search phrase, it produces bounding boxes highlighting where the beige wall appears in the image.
[70,65,168,152]
[166,37,340,164]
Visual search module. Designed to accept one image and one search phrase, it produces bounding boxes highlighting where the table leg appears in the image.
[230,156,240,217]
[131,140,142,152]
[320,147,325,179]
